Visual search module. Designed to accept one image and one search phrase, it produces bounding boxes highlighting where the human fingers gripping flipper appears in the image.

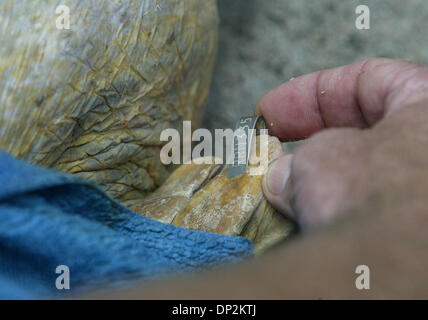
[257,58,428,229]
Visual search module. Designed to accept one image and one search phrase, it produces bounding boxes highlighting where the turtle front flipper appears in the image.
[126,160,221,224]
[135,136,295,254]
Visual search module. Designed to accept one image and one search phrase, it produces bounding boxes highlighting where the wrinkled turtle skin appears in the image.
[0,0,293,253]
[0,0,218,203]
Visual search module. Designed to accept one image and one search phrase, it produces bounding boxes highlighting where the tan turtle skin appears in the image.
[0,0,293,252]
[136,136,294,253]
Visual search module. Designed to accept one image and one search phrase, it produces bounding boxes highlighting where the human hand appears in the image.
[256,58,428,229]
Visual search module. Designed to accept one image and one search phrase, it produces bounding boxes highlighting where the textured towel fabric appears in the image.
[0,151,252,299]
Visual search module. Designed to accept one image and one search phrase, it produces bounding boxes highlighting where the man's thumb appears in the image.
[262,154,294,218]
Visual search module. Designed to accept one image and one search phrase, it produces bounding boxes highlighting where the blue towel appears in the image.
[0,151,252,299]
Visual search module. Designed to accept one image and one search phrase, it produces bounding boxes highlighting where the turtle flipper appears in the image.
[135,136,295,253]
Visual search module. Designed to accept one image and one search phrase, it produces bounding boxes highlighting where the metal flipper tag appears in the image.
[227,115,267,178]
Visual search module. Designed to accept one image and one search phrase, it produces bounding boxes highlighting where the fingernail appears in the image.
[264,155,292,195]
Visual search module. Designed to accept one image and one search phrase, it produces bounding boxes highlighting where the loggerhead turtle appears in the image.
[0,0,293,253]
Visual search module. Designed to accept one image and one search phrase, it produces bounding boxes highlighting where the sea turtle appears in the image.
[0,0,293,253]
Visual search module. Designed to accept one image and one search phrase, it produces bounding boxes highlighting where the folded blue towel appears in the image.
[0,151,252,299]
